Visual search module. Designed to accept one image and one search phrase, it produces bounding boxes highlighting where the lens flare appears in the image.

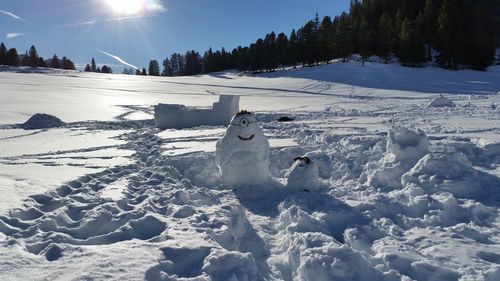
[106,0,144,15]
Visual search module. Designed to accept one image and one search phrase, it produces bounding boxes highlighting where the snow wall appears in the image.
[154,95,240,129]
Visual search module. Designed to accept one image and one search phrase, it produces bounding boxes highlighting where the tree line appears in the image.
[84,58,113,74]
[0,42,76,70]
[140,0,497,76]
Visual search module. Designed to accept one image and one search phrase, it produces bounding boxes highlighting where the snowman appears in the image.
[215,110,270,187]
[286,156,319,191]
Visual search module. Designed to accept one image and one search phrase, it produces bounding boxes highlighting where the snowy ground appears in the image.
[0,62,499,280]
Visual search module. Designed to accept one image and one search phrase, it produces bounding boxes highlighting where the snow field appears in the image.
[0,62,499,280]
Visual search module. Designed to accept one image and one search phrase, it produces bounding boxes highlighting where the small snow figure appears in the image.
[216,110,270,187]
[286,156,319,191]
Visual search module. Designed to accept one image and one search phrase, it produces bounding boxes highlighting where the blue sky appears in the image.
[1,0,350,71]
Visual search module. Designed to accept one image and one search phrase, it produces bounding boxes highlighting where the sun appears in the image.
[106,0,145,15]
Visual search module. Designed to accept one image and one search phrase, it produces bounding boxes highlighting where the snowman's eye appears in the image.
[240,118,249,127]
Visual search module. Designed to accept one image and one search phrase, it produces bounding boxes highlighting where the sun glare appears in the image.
[106,0,144,15]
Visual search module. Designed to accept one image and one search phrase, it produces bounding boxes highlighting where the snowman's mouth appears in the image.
[238,134,254,141]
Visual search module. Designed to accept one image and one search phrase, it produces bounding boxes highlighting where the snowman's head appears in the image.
[286,156,319,190]
[227,110,261,141]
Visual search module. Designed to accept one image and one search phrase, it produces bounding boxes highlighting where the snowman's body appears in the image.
[286,156,319,191]
[216,111,270,187]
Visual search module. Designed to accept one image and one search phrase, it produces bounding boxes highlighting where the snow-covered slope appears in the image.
[0,62,499,280]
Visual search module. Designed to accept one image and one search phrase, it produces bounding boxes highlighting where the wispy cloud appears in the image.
[97,50,139,70]
[146,0,167,13]
[6,33,24,39]
[0,10,26,22]
[60,15,145,28]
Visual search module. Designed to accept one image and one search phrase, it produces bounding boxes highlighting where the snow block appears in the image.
[21,113,65,130]
[154,95,239,129]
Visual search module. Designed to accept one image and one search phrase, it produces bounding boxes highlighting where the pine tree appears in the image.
[276,33,288,69]
[358,18,375,61]
[184,51,202,76]
[91,58,97,72]
[38,57,47,67]
[202,48,214,73]
[141,68,147,75]
[61,57,76,70]
[7,48,19,66]
[421,0,440,60]
[229,48,238,70]
[318,16,333,63]
[171,54,179,76]
[399,18,426,67]
[148,59,160,76]
[335,12,352,62]
[299,20,319,66]
[28,45,39,67]
[236,46,250,72]
[162,58,174,76]
[437,0,463,68]
[21,52,29,67]
[377,14,395,63]
[465,20,495,70]
[263,32,277,71]
[84,64,92,72]
[101,65,112,73]
[170,53,185,76]
[220,48,227,70]
[0,42,7,65]
[50,54,61,69]
[462,2,496,70]
[288,29,299,68]
[250,38,265,72]
[177,53,185,75]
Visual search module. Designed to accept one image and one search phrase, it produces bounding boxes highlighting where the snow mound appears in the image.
[366,127,429,189]
[386,127,429,162]
[402,151,500,201]
[286,234,401,281]
[21,113,65,130]
[428,96,455,107]
[203,249,262,281]
[154,95,239,129]
[274,198,400,281]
